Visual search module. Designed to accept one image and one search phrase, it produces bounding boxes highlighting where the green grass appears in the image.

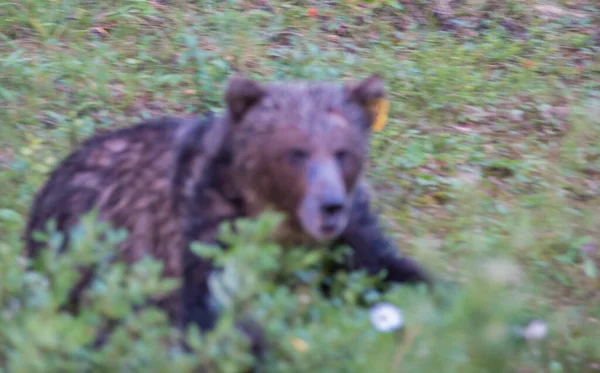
[1,0,600,372]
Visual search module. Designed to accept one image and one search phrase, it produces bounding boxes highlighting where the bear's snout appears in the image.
[319,194,346,235]
[297,158,350,242]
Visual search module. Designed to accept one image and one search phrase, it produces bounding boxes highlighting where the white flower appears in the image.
[369,302,404,333]
[522,319,548,341]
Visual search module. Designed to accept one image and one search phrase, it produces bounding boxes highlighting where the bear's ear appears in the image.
[346,75,389,132]
[347,75,386,104]
[225,75,266,122]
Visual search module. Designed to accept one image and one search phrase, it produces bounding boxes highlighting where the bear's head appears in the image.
[225,75,385,243]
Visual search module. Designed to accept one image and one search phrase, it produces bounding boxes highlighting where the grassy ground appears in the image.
[1,0,599,371]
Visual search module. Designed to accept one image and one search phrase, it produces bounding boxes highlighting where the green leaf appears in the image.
[583,259,597,279]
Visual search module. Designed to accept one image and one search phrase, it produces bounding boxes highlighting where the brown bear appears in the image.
[23,74,432,353]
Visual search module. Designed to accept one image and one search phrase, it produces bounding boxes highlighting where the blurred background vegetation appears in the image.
[0,0,599,372]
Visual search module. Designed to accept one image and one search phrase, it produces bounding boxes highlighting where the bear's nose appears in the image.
[320,198,344,216]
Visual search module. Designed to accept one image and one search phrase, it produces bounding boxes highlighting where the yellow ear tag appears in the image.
[368,98,389,132]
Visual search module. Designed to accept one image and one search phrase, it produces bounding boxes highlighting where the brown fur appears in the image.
[24,75,432,350]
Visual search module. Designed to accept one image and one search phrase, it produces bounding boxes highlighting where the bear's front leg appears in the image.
[181,243,219,331]
[180,216,268,363]
[337,184,433,287]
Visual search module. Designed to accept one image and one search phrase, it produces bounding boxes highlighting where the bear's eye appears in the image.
[335,150,351,165]
[287,148,310,167]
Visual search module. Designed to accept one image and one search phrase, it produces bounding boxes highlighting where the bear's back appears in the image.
[24,115,216,278]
